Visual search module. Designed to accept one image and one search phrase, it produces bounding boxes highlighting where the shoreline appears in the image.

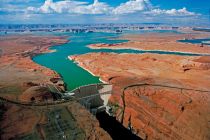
[30,36,69,83]
[32,37,69,58]
[0,35,113,140]
[68,56,97,77]
[88,45,210,56]
[68,56,107,84]
[88,32,210,55]
[68,52,210,139]
[0,35,69,97]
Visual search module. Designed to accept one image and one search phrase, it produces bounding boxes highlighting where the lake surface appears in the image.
[33,31,207,91]
[178,38,210,45]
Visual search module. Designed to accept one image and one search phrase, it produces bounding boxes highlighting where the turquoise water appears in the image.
[123,29,182,35]
[33,32,128,90]
[178,38,210,45]
[32,32,207,91]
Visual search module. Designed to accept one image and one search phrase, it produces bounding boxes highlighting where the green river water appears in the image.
[32,31,207,91]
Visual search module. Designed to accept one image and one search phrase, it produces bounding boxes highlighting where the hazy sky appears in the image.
[0,0,209,26]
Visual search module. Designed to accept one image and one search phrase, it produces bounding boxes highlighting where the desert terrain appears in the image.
[70,49,210,139]
[0,35,68,100]
[89,32,210,54]
[1,31,210,139]
[0,35,111,140]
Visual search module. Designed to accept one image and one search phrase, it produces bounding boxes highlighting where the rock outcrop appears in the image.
[179,56,210,71]
[71,52,210,140]
[120,85,210,140]
[19,86,54,103]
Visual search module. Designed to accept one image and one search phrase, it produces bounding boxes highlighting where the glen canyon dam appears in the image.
[0,0,210,140]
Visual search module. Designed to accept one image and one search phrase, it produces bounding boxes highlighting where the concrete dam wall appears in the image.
[71,84,112,113]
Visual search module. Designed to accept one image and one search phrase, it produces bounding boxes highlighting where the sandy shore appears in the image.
[69,56,98,77]
[71,52,210,140]
[68,56,108,84]
[89,32,210,54]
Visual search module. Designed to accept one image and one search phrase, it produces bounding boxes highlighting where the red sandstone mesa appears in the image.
[89,32,210,54]
[71,52,210,140]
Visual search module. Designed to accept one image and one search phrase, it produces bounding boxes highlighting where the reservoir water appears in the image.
[178,38,210,45]
[32,32,207,91]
